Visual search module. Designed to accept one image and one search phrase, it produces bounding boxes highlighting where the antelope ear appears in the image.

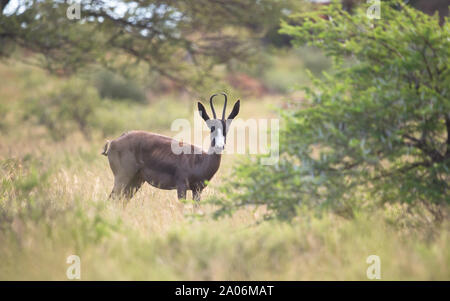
[198,102,210,122]
[227,100,240,120]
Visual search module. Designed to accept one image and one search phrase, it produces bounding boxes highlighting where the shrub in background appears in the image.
[92,97,191,137]
[212,1,450,221]
[24,79,100,141]
[232,47,330,94]
[93,69,147,103]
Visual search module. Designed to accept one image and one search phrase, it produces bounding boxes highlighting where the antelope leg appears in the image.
[193,189,202,209]
[176,184,187,200]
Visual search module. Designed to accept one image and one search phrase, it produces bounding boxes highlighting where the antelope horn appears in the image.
[220,92,228,120]
[209,93,218,119]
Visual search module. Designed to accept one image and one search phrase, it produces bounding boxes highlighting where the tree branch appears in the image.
[403,134,445,163]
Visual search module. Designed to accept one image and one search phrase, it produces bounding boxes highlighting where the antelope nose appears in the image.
[215,138,225,149]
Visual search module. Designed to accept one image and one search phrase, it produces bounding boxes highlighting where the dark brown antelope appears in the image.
[102,93,240,203]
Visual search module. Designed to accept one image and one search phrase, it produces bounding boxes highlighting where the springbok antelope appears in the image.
[101,93,240,203]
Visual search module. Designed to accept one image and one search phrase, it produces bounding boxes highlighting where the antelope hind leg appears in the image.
[110,172,137,200]
[193,189,202,210]
[123,173,144,201]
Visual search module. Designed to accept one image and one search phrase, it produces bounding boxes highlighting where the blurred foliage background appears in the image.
[0,0,449,280]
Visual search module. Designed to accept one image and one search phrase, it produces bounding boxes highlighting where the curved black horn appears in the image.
[220,92,228,120]
[209,92,228,120]
[209,93,218,119]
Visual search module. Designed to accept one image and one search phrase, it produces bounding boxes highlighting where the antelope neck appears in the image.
[203,147,222,178]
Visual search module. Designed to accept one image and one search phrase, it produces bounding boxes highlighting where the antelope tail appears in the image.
[101,140,111,156]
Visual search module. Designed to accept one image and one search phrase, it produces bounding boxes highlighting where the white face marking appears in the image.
[215,128,225,148]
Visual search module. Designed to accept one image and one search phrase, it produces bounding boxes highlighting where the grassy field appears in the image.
[0,61,449,281]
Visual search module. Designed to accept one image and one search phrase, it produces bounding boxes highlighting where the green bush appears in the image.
[24,79,100,141]
[93,70,147,103]
[213,1,450,221]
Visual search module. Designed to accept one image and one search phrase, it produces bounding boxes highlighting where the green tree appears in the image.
[213,1,449,220]
[0,0,300,90]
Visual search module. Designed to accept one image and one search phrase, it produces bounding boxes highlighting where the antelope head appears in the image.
[198,93,240,153]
